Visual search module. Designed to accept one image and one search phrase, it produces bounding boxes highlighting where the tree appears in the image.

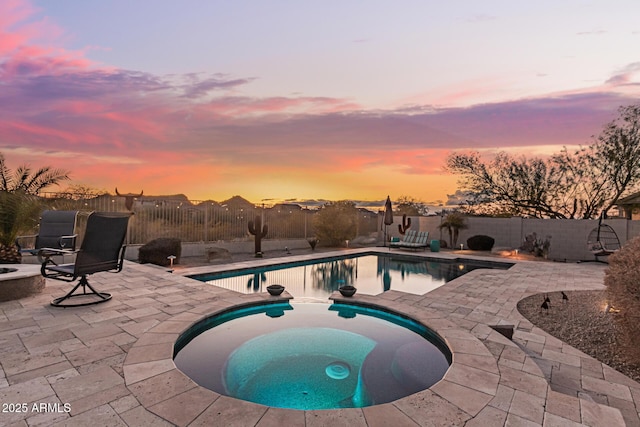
[394,195,429,216]
[594,104,640,215]
[551,145,608,219]
[312,201,358,246]
[0,152,70,195]
[446,151,569,218]
[58,184,109,200]
[446,104,640,219]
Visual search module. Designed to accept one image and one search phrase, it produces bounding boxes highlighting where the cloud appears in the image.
[605,62,640,86]
[576,29,607,36]
[466,14,497,23]
[2,55,636,184]
[180,74,255,99]
[445,190,473,206]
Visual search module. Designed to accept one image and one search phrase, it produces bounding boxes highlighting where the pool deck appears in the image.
[0,248,638,426]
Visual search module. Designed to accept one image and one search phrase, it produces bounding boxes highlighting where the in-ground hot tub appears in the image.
[0,264,45,302]
[173,302,451,410]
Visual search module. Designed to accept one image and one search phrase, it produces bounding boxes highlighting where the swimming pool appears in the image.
[173,302,452,410]
[189,253,511,299]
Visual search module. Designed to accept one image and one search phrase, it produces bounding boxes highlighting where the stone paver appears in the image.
[1,248,638,426]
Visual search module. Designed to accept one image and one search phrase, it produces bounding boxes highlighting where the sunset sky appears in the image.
[1,0,640,207]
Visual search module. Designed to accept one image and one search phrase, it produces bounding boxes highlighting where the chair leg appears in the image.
[51,275,112,307]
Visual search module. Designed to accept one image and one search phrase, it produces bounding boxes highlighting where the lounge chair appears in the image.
[16,210,78,262]
[390,229,416,250]
[402,230,430,251]
[41,212,132,307]
[390,230,429,251]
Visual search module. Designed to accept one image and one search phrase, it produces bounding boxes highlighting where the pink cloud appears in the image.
[1,46,92,78]
[0,0,36,50]
[0,0,79,65]
[605,62,640,87]
[201,96,359,117]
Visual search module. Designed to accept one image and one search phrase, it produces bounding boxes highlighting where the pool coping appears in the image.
[123,286,502,425]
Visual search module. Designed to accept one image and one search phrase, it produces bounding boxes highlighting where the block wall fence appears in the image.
[382,215,640,262]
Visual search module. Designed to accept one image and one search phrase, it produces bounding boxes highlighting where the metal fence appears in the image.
[39,193,379,245]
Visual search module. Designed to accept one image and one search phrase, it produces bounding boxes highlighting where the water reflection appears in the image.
[247,272,267,291]
[195,255,510,299]
[309,259,358,292]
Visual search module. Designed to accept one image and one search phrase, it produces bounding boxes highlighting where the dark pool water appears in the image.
[173,302,451,410]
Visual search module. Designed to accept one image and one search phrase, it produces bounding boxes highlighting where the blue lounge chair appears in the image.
[401,231,430,251]
[390,229,416,250]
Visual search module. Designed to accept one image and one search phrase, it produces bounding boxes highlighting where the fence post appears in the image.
[204,204,208,243]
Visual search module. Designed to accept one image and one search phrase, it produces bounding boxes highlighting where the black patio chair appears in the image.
[16,210,79,262]
[41,212,132,307]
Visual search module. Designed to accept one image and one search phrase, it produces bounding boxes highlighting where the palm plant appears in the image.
[0,191,42,263]
[438,212,468,249]
[0,153,70,195]
[0,153,70,263]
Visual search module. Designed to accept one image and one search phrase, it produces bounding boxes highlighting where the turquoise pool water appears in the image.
[173,302,451,410]
[189,253,511,300]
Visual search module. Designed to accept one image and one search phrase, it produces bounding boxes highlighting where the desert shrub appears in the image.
[466,235,495,251]
[139,237,182,266]
[312,201,358,247]
[520,232,551,257]
[604,236,640,350]
[605,236,640,315]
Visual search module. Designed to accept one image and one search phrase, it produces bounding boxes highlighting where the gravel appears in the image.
[517,290,640,383]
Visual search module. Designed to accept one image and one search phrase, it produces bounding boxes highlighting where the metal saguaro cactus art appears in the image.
[115,188,143,211]
[398,214,412,235]
[248,215,268,257]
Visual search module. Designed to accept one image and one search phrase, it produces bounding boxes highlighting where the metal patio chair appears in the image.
[16,210,78,262]
[41,212,132,307]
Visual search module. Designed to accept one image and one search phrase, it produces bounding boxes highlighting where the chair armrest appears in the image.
[39,247,79,259]
[59,234,78,250]
[15,234,38,251]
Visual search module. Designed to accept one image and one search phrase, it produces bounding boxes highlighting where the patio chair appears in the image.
[15,210,78,262]
[41,212,132,307]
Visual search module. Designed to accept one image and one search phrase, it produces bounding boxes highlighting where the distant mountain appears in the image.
[195,199,222,208]
[220,195,256,209]
[139,193,190,202]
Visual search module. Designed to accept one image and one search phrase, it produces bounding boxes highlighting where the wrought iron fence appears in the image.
[39,193,379,245]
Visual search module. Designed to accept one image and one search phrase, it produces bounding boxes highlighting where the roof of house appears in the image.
[617,191,640,205]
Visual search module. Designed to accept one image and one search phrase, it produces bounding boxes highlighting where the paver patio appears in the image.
[0,248,638,426]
